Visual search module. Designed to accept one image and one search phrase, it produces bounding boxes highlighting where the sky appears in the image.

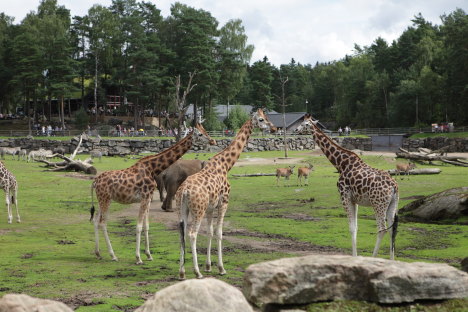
[3,0,467,66]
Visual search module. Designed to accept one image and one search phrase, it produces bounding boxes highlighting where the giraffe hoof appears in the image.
[179,273,186,280]
[136,260,143,265]
[219,268,227,275]
[112,257,119,262]
[205,265,212,272]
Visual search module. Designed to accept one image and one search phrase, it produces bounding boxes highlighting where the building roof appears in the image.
[266,112,306,129]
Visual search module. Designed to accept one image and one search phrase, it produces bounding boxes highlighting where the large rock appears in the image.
[0,294,73,312]
[136,278,253,312]
[243,255,468,307]
[399,187,468,222]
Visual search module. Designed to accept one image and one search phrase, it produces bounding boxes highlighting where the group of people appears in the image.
[338,126,351,136]
[114,124,146,137]
[33,123,67,136]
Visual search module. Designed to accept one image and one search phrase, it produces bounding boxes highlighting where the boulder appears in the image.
[243,255,468,307]
[136,278,253,312]
[399,187,468,222]
[0,294,73,312]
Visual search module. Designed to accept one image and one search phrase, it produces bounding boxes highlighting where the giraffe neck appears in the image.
[136,133,193,175]
[311,123,363,172]
[210,119,253,173]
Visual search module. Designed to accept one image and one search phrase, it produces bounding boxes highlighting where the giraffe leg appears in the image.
[344,201,358,257]
[205,208,214,272]
[216,200,228,275]
[95,200,118,261]
[5,191,12,224]
[189,218,203,278]
[372,204,388,258]
[144,210,153,261]
[135,200,150,265]
[385,193,399,260]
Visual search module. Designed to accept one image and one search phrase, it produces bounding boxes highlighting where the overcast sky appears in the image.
[3,0,467,65]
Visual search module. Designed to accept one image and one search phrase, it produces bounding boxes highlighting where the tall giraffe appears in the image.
[176,109,276,279]
[0,161,19,224]
[91,123,215,264]
[296,114,399,259]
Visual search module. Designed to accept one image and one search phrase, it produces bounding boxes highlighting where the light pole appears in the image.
[305,99,308,113]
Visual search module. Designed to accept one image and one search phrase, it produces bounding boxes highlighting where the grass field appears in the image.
[0,149,466,311]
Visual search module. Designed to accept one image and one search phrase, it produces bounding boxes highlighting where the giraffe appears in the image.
[91,123,215,264]
[176,108,276,279]
[296,114,399,260]
[0,161,20,224]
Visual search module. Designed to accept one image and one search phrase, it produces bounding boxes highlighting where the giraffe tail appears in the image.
[90,182,95,222]
[391,214,399,254]
[178,191,190,265]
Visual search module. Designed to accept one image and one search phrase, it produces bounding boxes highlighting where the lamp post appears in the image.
[305,99,308,113]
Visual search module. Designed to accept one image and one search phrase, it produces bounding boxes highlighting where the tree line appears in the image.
[0,0,466,130]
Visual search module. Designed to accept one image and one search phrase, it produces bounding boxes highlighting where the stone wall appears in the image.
[402,137,468,152]
[1,136,466,155]
[0,136,317,156]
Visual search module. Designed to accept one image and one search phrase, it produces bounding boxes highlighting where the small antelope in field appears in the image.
[297,163,314,186]
[395,162,416,179]
[276,166,295,186]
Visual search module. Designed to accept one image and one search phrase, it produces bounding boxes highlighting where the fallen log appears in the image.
[35,134,97,175]
[396,147,467,166]
[388,168,442,176]
[231,173,276,177]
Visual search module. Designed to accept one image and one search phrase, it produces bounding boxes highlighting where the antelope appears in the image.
[276,166,295,186]
[297,163,314,186]
[395,162,416,179]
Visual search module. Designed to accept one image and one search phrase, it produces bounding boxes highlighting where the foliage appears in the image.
[224,104,249,129]
[0,4,467,129]
[74,107,89,130]
[202,105,224,131]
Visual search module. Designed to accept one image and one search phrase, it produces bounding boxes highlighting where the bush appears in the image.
[203,107,224,131]
[224,105,249,130]
[74,108,89,130]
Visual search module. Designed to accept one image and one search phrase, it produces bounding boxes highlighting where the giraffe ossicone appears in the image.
[176,108,276,279]
[91,123,215,264]
[297,114,399,260]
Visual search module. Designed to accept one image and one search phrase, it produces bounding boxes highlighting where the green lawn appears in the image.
[0,150,466,311]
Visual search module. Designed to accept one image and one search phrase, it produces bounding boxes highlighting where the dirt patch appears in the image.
[223,228,343,256]
[60,294,104,310]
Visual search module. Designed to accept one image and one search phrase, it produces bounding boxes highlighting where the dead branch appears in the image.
[36,134,97,174]
[388,168,442,175]
[231,173,276,177]
[396,147,467,166]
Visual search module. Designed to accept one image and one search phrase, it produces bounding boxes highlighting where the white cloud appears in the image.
[3,0,467,65]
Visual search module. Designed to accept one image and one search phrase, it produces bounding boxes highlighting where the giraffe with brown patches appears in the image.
[91,123,215,264]
[0,161,19,224]
[176,109,276,279]
[296,114,399,259]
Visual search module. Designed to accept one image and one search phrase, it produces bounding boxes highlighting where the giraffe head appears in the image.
[193,122,217,145]
[295,114,318,133]
[252,109,276,132]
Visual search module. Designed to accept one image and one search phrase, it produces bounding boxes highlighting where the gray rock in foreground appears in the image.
[136,278,253,312]
[0,294,73,312]
[243,255,468,307]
